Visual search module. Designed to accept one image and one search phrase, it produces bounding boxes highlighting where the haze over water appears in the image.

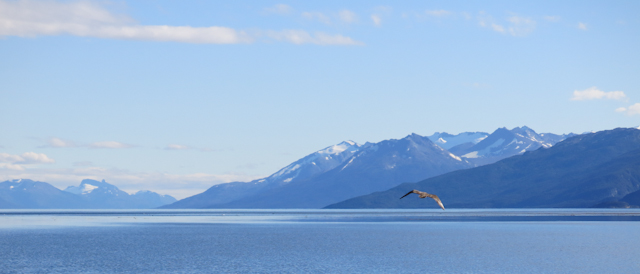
[2,209,640,273]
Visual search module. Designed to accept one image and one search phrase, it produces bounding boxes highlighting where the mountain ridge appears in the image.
[164,126,573,209]
[0,178,176,209]
[325,127,640,209]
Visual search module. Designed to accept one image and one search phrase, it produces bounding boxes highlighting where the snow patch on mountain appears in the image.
[428,132,489,150]
[81,183,99,194]
[448,152,462,161]
[257,140,363,185]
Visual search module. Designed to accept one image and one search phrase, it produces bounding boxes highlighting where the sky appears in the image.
[1,0,639,199]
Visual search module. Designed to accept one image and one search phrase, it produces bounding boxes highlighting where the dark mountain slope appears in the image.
[214,134,473,208]
[326,128,640,209]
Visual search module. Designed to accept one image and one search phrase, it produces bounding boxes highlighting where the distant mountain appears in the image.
[326,128,640,209]
[64,179,176,209]
[427,131,488,150]
[165,134,475,209]
[0,179,86,209]
[162,141,363,208]
[448,126,575,166]
[0,178,176,209]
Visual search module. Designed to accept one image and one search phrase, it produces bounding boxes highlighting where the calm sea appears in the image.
[1,209,640,273]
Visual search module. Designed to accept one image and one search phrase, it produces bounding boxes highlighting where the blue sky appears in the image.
[1,0,639,198]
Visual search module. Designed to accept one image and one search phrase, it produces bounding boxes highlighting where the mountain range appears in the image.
[164,126,574,209]
[1,125,586,209]
[0,179,176,209]
[326,128,640,209]
[429,126,576,166]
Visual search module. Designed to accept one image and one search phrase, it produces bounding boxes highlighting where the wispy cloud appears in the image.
[45,137,77,148]
[477,12,536,36]
[371,14,382,26]
[301,11,333,25]
[506,16,535,36]
[338,10,358,24]
[477,12,505,34]
[264,4,292,15]
[571,87,626,101]
[0,0,360,45]
[370,6,391,27]
[89,141,134,149]
[301,9,359,25]
[165,144,190,150]
[578,22,588,30]
[41,137,135,149]
[266,30,363,45]
[0,152,55,170]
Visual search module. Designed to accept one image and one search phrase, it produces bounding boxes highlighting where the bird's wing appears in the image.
[425,194,445,210]
[400,190,417,199]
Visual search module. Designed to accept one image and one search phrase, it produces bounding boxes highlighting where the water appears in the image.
[2,209,640,273]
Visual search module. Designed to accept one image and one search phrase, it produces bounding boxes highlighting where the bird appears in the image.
[400,189,445,210]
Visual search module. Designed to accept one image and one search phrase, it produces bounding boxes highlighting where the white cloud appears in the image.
[370,6,391,27]
[0,152,55,170]
[0,0,359,45]
[89,141,134,149]
[165,144,190,150]
[47,137,77,148]
[264,4,292,15]
[571,87,627,101]
[477,12,537,37]
[0,0,249,44]
[301,9,359,25]
[338,10,357,24]
[20,152,56,164]
[371,14,382,26]
[478,12,504,34]
[617,103,640,116]
[578,22,588,30]
[425,10,451,17]
[491,23,505,33]
[507,16,536,36]
[266,30,363,45]
[628,103,640,115]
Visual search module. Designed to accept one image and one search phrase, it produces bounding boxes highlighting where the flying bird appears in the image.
[400,189,445,210]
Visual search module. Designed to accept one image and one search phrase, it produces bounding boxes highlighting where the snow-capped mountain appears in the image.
[449,126,575,165]
[327,127,640,209]
[163,140,365,208]
[0,179,85,208]
[217,133,475,208]
[64,179,176,208]
[163,126,578,209]
[64,179,127,196]
[427,131,489,150]
[165,134,475,209]
[259,141,362,187]
[0,178,176,209]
